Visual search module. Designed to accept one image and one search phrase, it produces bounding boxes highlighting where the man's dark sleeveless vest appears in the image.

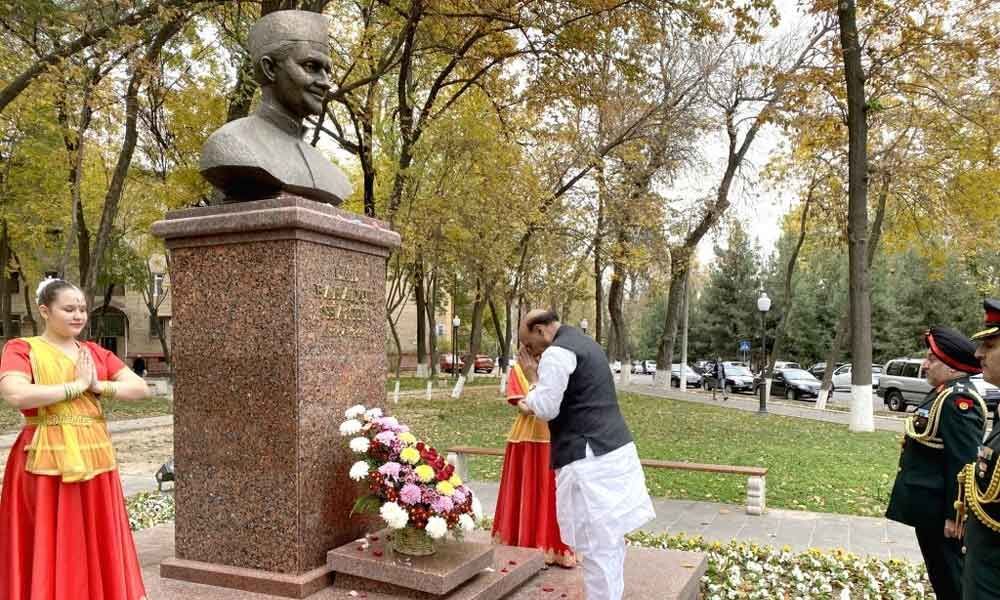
[547,325,632,469]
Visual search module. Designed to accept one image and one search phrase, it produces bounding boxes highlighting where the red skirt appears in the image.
[491,440,576,567]
[0,427,146,600]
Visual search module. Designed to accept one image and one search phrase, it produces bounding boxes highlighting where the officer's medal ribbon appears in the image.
[978,445,994,479]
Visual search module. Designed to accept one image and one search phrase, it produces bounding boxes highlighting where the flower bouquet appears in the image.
[341,404,483,556]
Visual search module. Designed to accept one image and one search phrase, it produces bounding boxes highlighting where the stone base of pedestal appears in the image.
[160,557,333,599]
[327,531,498,595]
[333,545,542,600]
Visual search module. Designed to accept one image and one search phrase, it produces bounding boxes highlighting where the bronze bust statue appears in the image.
[200,10,352,205]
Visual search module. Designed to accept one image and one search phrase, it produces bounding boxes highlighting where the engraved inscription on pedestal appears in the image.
[308,256,380,342]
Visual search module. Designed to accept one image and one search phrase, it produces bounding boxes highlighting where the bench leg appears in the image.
[446,452,470,482]
[746,475,766,515]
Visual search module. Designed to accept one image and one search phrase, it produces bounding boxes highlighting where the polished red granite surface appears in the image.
[328,530,497,595]
[153,197,400,585]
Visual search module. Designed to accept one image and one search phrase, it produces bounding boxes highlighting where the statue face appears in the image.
[267,42,332,119]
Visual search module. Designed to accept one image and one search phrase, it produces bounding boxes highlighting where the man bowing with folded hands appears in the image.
[515,309,654,600]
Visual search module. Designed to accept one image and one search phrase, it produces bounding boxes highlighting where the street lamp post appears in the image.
[757,292,771,414]
[452,316,461,379]
[580,318,589,335]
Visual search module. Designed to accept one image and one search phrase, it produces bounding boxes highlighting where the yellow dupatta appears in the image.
[506,363,551,443]
[22,337,117,482]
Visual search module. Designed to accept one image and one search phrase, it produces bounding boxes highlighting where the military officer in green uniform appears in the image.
[887,326,988,599]
[956,299,1000,599]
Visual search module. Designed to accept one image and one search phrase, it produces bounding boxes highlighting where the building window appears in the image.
[150,315,170,339]
[5,272,18,294]
[0,315,22,338]
[152,273,165,299]
[90,312,126,338]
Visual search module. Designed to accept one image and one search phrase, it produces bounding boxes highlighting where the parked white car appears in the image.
[609,360,622,374]
[831,363,883,390]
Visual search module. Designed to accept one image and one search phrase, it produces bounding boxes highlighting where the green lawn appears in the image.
[391,392,901,517]
[386,376,501,392]
[0,396,174,434]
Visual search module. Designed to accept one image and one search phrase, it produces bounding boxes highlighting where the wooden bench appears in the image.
[445,446,768,515]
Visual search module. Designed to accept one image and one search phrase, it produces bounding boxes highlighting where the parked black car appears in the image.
[807,362,845,380]
[758,368,822,401]
[702,362,756,394]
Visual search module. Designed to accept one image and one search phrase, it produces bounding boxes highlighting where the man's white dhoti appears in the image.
[555,442,655,600]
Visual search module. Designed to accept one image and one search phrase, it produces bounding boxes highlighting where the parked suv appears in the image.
[878,357,1000,415]
[877,358,928,411]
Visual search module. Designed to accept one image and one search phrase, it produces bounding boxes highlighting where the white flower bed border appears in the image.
[628,532,932,600]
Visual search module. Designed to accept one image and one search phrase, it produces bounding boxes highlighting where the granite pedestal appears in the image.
[151,196,400,597]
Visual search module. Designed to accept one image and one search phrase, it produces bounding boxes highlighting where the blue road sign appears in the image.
[738,340,751,352]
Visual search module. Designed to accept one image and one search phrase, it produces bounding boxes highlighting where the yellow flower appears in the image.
[398,432,417,445]
[448,474,463,487]
[400,447,420,465]
[415,465,435,483]
[436,481,455,496]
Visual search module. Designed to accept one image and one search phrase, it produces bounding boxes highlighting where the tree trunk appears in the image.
[818,172,890,408]
[57,67,98,277]
[84,19,184,303]
[76,196,91,285]
[460,280,486,382]
[388,318,403,378]
[488,297,508,371]
[224,57,257,123]
[12,253,36,336]
[655,251,691,387]
[0,221,10,341]
[413,260,428,377]
[607,254,627,361]
[361,81,377,217]
[766,191,813,383]
[838,0,873,432]
[424,270,439,376]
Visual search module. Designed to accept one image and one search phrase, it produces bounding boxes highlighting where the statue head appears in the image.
[248,10,332,120]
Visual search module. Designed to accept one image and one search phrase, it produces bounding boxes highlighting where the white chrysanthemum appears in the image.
[365,407,383,419]
[379,501,409,529]
[349,437,370,453]
[458,514,475,532]
[344,405,366,419]
[339,419,363,436]
[425,516,448,540]
[471,495,483,521]
[349,461,369,481]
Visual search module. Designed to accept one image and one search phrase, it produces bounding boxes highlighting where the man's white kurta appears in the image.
[523,346,655,552]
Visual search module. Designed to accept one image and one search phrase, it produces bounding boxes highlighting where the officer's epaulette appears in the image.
[950,382,968,394]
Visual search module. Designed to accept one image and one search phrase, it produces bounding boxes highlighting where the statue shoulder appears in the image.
[200,117,265,170]
[299,143,353,203]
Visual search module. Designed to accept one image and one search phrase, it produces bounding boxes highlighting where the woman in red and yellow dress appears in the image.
[0,278,150,600]
[492,362,576,567]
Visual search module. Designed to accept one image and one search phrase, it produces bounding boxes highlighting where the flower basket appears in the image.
[392,525,436,556]
[340,405,484,549]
